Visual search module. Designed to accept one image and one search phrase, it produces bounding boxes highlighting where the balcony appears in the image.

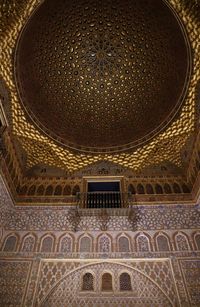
[77,192,131,209]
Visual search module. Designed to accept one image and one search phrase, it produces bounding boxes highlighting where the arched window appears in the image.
[155,184,163,194]
[119,273,132,291]
[80,236,91,253]
[173,183,181,194]
[60,236,72,253]
[118,236,130,252]
[54,185,62,195]
[137,184,145,194]
[28,185,36,196]
[175,233,189,251]
[21,235,35,252]
[63,185,71,195]
[45,185,53,196]
[102,273,113,291]
[156,234,170,251]
[37,185,45,196]
[163,183,172,194]
[19,185,28,195]
[82,273,94,291]
[99,235,111,253]
[195,234,200,250]
[40,236,54,252]
[182,183,190,193]
[128,184,135,194]
[137,235,150,252]
[146,184,154,194]
[72,185,80,195]
[3,235,17,252]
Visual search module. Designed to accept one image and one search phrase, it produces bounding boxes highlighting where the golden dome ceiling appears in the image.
[15,0,190,153]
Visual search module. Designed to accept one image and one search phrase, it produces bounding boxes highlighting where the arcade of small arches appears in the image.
[16,181,191,198]
[1,230,200,254]
[81,271,132,292]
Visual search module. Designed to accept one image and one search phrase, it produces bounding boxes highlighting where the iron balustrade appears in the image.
[77,192,131,208]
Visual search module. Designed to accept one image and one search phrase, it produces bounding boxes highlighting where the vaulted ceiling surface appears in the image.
[0,0,199,172]
[15,0,190,152]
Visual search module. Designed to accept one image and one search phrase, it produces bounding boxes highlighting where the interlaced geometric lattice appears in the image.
[99,235,111,253]
[175,234,189,251]
[0,0,199,172]
[22,236,35,252]
[60,236,72,253]
[15,0,190,152]
[36,261,176,307]
[82,273,94,291]
[119,273,132,291]
[137,235,150,252]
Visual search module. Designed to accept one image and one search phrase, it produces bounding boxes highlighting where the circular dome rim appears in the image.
[14,0,192,154]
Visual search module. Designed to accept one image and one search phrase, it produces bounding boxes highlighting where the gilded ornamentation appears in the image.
[0,0,199,171]
[15,0,190,152]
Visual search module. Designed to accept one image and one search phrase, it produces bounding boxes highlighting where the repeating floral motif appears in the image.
[1,176,200,306]
[137,235,150,252]
[60,236,72,253]
[35,261,176,307]
[1,176,200,232]
[175,234,190,251]
[99,235,111,253]
[21,236,35,252]
[2,206,200,232]
[180,259,200,306]
[0,260,31,307]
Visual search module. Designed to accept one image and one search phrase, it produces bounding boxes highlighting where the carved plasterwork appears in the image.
[0,0,199,172]
[0,260,32,307]
[34,260,177,307]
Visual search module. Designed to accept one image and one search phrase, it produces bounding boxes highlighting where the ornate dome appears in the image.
[15,0,190,153]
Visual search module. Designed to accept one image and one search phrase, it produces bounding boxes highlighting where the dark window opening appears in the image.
[87,181,121,208]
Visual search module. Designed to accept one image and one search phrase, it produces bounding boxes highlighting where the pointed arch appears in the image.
[79,234,93,253]
[135,232,151,252]
[2,234,18,252]
[194,233,200,250]
[72,185,80,195]
[117,234,131,252]
[173,183,181,193]
[54,185,62,195]
[19,185,28,195]
[137,184,145,194]
[155,232,171,251]
[36,185,45,196]
[40,234,55,252]
[63,185,71,195]
[21,233,36,252]
[146,184,154,194]
[28,185,36,196]
[155,184,163,194]
[97,233,112,253]
[59,234,73,253]
[45,185,53,196]
[174,232,190,251]
[163,183,172,194]
[128,184,135,194]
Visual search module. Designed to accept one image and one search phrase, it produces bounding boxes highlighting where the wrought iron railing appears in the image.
[77,192,131,208]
